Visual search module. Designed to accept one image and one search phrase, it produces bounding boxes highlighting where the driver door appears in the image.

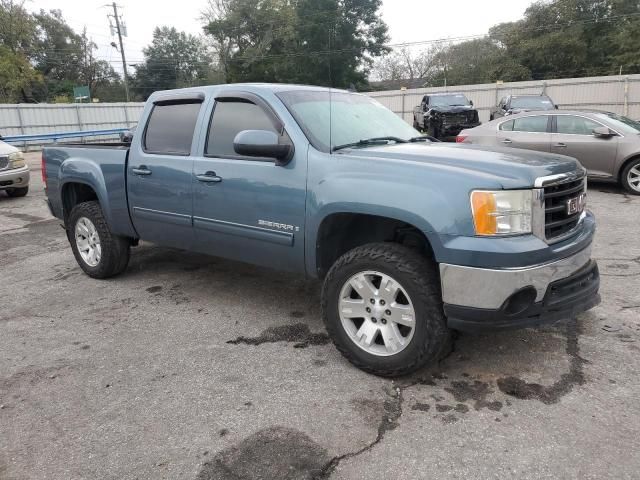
[191,92,307,272]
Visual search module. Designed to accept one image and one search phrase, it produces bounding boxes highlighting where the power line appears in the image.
[107,2,130,102]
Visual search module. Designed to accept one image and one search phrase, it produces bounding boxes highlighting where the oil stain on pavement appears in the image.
[226,323,330,349]
[196,426,330,480]
[496,318,587,404]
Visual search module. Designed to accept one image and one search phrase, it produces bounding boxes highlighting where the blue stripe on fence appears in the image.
[2,128,129,144]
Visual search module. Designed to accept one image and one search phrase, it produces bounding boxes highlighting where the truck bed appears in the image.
[43,143,137,239]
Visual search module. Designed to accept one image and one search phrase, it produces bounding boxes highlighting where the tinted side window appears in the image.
[499,120,514,131]
[206,101,278,157]
[512,116,548,133]
[144,102,202,155]
[556,115,601,135]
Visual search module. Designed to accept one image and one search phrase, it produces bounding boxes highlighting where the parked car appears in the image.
[43,84,599,376]
[490,94,557,120]
[457,110,640,194]
[413,93,480,140]
[0,139,29,197]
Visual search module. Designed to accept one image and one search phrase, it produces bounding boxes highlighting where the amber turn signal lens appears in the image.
[471,191,498,235]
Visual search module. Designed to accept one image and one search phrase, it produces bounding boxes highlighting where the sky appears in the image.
[30,0,534,75]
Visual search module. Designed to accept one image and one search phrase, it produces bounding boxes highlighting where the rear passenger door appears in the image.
[496,115,551,152]
[191,92,307,272]
[127,96,205,249]
[551,114,618,177]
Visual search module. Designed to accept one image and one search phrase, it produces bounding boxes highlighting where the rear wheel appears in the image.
[6,186,28,197]
[322,243,452,377]
[67,201,130,278]
[621,158,640,195]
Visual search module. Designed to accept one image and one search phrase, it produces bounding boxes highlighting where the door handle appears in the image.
[501,139,512,144]
[555,142,567,148]
[196,171,222,183]
[132,165,152,176]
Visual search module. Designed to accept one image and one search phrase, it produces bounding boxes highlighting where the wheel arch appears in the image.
[618,154,640,182]
[312,211,439,279]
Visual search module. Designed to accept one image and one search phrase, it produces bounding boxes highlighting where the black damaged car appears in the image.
[413,93,480,141]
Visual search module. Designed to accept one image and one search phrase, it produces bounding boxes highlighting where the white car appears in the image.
[0,139,29,197]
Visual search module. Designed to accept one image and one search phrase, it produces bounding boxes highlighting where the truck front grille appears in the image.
[0,156,8,171]
[543,177,586,241]
[445,113,473,125]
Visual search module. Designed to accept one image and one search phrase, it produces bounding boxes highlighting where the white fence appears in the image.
[366,74,640,124]
[1,74,639,148]
[0,102,144,148]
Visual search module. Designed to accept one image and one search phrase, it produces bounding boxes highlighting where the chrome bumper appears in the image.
[0,165,30,189]
[439,245,593,310]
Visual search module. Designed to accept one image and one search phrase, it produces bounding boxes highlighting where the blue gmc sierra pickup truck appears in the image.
[43,84,600,376]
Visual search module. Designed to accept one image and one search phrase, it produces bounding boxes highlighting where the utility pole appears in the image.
[108,2,130,102]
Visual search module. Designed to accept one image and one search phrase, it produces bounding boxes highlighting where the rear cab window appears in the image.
[144,101,202,155]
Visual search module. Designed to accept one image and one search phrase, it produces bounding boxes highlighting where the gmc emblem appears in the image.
[566,193,586,215]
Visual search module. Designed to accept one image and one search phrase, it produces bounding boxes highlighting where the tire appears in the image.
[621,158,640,195]
[67,201,130,279]
[321,243,452,377]
[6,186,28,197]
[427,125,439,140]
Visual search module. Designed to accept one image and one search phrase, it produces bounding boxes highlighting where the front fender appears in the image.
[304,168,469,276]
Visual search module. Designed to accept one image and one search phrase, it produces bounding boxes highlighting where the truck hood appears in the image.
[429,105,475,114]
[341,142,581,189]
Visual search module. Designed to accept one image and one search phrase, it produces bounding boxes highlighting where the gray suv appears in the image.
[490,94,557,120]
[458,110,640,194]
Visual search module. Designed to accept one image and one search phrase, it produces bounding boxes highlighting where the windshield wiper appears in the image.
[332,136,408,152]
[408,135,440,143]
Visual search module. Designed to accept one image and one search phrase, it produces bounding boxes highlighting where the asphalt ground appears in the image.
[1,152,638,479]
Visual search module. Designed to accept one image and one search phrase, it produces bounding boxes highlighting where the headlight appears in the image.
[8,151,25,169]
[470,190,532,236]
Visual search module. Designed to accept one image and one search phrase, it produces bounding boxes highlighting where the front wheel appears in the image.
[321,243,452,377]
[621,158,640,195]
[67,201,130,278]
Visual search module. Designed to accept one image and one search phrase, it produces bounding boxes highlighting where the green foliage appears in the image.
[0,2,122,102]
[0,44,43,102]
[377,0,640,87]
[132,27,212,99]
[204,0,388,88]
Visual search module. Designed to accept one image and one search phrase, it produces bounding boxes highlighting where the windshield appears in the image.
[594,112,640,134]
[277,90,420,152]
[430,94,471,107]
[510,96,555,110]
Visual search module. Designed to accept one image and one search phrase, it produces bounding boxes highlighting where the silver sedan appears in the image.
[457,110,640,194]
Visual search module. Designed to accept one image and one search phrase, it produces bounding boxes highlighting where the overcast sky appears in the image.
[30,0,533,74]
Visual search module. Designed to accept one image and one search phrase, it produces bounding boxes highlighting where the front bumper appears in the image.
[440,245,600,332]
[440,123,480,138]
[0,165,30,190]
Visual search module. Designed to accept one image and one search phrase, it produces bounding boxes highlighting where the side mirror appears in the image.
[469,100,474,106]
[592,126,614,138]
[555,105,559,110]
[233,130,294,165]
[502,105,508,111]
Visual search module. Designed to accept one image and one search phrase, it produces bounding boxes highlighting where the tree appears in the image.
[203,0,389,88]
[0,0,36,54]
[132,27,212,99]
[0,45,42,102]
